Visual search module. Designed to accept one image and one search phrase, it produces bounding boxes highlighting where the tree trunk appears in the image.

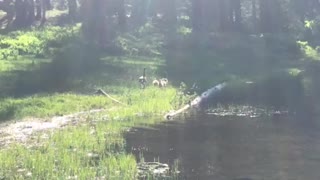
[259,0,270,33]
[259,0,283,33]
[26,0,35,25]
[0,0,15,29]
[13,0,27,28]
[164,0,177,26]
[40,0,47,25]
[35,0,41,20]
[57,0,66,10]
[218,0,230,31]
[131,0,147,27]
[233,0,242,30]
[252,0,257,32]
[45,0,52,10]
[68,0,77,22]
[192,0,203,33]
[81,0,108,46]
[117,0,126,31]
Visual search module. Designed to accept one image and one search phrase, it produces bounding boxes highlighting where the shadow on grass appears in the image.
[161,35,316,113]
[0,42,168,100]
[0,44,127,98]
[163,34,302,89]
[0,103,16,121]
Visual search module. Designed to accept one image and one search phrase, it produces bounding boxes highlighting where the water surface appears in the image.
[125,113,320,180]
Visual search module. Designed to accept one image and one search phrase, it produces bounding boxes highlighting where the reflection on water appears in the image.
[125,113,320,180]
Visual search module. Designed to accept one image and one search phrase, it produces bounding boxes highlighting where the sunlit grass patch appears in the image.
[0,57,50,72]
[287,68,303,76]
[0,61,12,72]
[46,9,68,19]
[0,59,32,72]
[297,41,320,61]
[177,26,192,35]
[101,56,166,74]
[0,94,114,121]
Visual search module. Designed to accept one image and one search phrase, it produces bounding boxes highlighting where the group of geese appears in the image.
[138,68,168,89]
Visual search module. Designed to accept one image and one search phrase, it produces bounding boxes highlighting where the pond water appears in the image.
[125,112,320,180]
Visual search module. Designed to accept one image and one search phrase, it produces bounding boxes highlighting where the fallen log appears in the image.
[94,88,127,106]
[165,82,227,119]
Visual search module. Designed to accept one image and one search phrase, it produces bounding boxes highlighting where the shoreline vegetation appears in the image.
[0,85,180,179]
[0,24,188,178]
[0,26,184,177]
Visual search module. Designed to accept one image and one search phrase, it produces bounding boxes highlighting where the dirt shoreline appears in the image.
[0,109,105,148]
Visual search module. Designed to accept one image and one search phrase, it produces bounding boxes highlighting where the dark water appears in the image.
[125,113,320,180]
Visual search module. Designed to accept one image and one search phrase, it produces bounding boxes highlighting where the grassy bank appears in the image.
[0,43,184,178]
[0,86,178,179]
[0,94,113,120]
[0,53,171,119]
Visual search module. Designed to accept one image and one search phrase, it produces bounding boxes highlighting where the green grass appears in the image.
[0,85,178,120]
[0,32,179,174]
[0,94,114,120]
[0,51,183,179]
[0,58,31,72]
[46,9,68,19]
[0,54,179,121]
[0,87,178,179]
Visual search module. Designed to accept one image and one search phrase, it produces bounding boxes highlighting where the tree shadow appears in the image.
[50,13,80,26]
[161,35,307,111]
[0,44,126,98]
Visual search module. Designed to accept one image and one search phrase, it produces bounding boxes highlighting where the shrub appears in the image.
[0,25,80,59]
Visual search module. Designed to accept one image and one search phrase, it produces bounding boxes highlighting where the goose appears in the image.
[138,68,147,89]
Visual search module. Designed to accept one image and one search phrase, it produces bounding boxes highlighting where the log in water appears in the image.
[165,82,227,119]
